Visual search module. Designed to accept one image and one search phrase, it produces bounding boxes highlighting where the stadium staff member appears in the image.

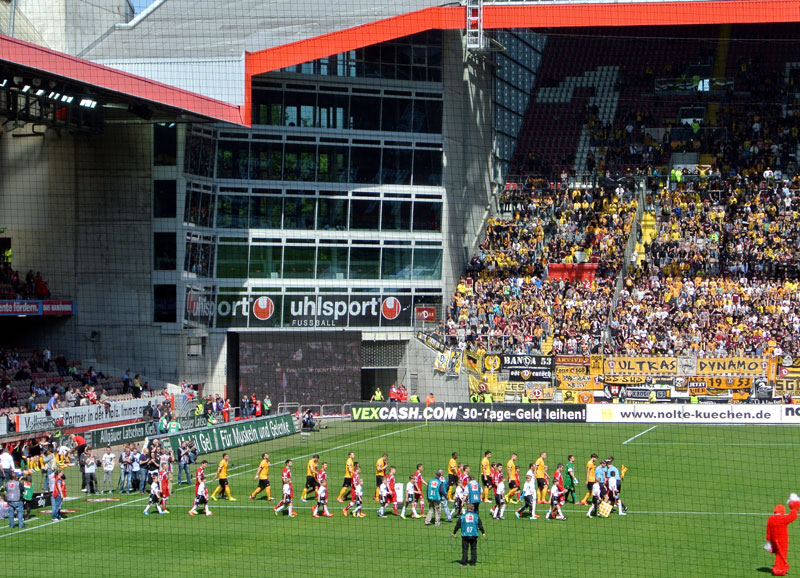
[452,503,485,567]
[425,393,435,406]
[370,388,384,402]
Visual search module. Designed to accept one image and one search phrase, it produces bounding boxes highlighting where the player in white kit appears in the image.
[189,475,213,516]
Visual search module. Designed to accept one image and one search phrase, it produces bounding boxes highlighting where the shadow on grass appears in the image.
[755,567,773,573]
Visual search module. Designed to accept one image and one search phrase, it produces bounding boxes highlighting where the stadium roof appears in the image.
[79,0,448,61]
[3,0,800,127]
[0,34,244,125]
[81,0,800,63]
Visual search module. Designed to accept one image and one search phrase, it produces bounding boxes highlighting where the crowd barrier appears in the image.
[417,332,790,403]
[16,397,160,433]
[148,412,297,455]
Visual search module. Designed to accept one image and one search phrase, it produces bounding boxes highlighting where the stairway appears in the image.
[541,335,554,355]
[571,66,620,174]
[633,211,656,267]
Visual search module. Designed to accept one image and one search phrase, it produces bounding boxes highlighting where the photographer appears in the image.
[82,446,98,495]
[178,442,192,485]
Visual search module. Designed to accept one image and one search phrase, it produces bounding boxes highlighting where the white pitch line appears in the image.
[627,442,800,447]
[114,504,771,516]
[622,425,657,445]
[0,423,426,538]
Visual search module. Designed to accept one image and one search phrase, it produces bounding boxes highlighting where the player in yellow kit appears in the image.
[375,453,388,501]
[578,453,597,505]
[250,453,272,501]
[300,454,320,502]
[210,453,236,501]
[336,451,355,502]
[534,452,548,504]
[505,453,520,504]
[480,451,492,502]
[447,452,459,501]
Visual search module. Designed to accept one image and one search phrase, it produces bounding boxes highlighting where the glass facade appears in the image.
[491,30,545,183]
[178,33,446,330]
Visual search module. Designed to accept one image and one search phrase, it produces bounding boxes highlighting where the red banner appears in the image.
[547,263,597,282]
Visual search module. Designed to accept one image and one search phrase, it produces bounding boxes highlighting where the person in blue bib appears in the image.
[467,475,482,515]
[452,503,486,567]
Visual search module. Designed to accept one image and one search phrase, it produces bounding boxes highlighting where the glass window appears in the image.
[317,146,348,183]
[349,247,380,279]
[381,247,412,279]
[154,180,176,219]
[381,148,412,185]
[199,192,215,228]
[413,248,442,280]
[216,244,248,278]
[249,245,282,278]
[184,238,215,278]
[153,232,176,270]
[284,196,316,230]
[412,201,442,232]
[349,147,380,184]
[153,284,176,323]
[250,194,282,229]
[349,96,380,130]
[184,188,196,224]
[317,198,348,230]
[184,134,214,177]
[284,144,316,181]
[252,89,283,125]
[350,199,380,230]
[381,98,413,132]
[318,93,349,129]
[283,246,316,278]
[413,149,442,186]
[381,200,411,231]
[250,141,282,180]
[216,195,249,229]
[154,123,177,166]
[283,91,317,127]
[412,100,443,134]
[316,246,348,279]
[217,140,250,179]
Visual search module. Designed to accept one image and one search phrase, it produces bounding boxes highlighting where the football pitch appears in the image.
[2,420,796,576]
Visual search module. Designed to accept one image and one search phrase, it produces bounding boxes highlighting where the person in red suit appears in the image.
[767,501,800,576]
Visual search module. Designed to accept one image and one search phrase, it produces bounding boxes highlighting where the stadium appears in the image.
[2,0,800,575]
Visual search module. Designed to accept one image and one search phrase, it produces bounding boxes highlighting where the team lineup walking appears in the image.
[177,448,629,523]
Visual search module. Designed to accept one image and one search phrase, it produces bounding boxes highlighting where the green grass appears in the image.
[2,421,796,576]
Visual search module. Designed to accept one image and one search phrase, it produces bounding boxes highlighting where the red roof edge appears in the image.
[0,33,244,126]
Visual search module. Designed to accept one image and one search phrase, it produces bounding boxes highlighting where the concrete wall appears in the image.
[441,31,493,299]
[16,0,131,55]
[400,337,469,402]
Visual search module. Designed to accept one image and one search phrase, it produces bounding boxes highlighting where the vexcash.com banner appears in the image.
[351,402,586,423]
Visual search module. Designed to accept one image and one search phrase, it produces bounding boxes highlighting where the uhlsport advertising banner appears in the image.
[350,402,586,423]
[150,413,297,455]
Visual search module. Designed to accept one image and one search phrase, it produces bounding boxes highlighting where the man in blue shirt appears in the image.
[595,459,608,498]
[45,393,59,411]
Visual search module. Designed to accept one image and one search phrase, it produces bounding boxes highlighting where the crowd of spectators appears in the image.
[0,266,51,300]
[611,172,800,356]
[0,347,163,433]
[443,179,637,355]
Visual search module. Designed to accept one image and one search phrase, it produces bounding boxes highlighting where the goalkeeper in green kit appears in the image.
[563,455,578,504]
